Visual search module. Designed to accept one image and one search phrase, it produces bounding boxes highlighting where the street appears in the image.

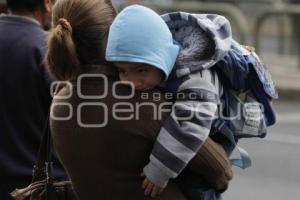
[224,100,300,200]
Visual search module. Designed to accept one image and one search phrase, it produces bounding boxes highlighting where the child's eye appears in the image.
[137,68,148,73]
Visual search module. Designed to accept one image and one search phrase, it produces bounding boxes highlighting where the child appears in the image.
[106,5,234,199]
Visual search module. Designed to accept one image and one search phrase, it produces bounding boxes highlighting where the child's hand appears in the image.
[242,45,255,53]
[141,172,163,198]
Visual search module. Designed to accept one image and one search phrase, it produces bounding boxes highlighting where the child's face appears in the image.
[114,62,164,91]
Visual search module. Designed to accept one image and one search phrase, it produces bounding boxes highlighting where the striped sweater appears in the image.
[143,13,232,188]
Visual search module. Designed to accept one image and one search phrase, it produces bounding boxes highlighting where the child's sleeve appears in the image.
[143,69,221,188]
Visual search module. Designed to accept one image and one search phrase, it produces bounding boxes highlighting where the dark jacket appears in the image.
[50,65,187,200]
[0,14,63,183]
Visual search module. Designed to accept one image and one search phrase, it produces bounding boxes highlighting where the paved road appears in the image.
[223,100,300,200]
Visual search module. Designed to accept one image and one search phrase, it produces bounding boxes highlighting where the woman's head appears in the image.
[46,0,117,81]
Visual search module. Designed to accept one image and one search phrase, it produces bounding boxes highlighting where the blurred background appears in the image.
[1,0,299,199]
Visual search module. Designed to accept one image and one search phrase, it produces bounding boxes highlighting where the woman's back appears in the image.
[51,66,187,200]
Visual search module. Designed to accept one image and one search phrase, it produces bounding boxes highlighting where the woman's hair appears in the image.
[46,0,117,81]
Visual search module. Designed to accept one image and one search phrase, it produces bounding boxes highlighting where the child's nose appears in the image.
[120,75,142,88]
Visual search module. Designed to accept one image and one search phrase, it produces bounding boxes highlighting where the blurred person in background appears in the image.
[0,0,7,13]
[0,0,65,199]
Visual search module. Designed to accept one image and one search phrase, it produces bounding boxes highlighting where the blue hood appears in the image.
[106,5,180,78]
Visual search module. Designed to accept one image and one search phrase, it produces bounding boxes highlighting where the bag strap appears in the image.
[31,113,54,183]
[212,119,252,169]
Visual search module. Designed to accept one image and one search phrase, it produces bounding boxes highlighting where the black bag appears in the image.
[10,115,78,200]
